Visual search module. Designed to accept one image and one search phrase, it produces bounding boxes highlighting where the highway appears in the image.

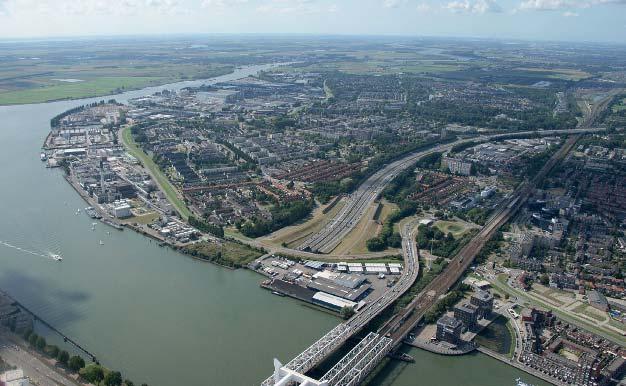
[380,135,580,346]
[260,129,604,386]
[297,143,455,254]
[260,220,421,386]
[296,128,605,255]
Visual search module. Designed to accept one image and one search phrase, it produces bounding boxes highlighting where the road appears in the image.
[0,330,79,386]
[294,128,605,255]
[259,220,421,385]
[259,128,605,385]
[379,134,580,347]
[297,143,455,254]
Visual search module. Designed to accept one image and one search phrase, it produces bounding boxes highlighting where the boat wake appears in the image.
[0,240,62,261]
[516,378,535,386]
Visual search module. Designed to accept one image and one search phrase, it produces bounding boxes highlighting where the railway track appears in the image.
[381,135,580,345]
[296,128,605,255]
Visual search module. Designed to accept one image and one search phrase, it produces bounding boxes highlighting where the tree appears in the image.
[79,364,104,383]
[366,237,386,252]
[340,306,355,320]
[28,333,38,347]
[124,380,135,386]
[46,345,60,358]
[104,371,123,386]
[35,336,46,351]
[68,355,85,372]
[57,350,70,366]
[539,274,550,286]
[22,328,33,341]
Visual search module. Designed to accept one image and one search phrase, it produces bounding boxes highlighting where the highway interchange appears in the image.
[296,127,605,256]
[260,128,603,385]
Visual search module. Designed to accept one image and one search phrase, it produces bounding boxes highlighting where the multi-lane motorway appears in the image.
[380,135,581,346]
[260,218,421,386]
[298,143,455,254]
[296,128,605,255]
[261,130,598,385]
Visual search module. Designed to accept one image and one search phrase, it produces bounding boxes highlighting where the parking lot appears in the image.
[253,254,403,310]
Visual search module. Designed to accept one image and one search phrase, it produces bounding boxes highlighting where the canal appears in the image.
[0,65,549,386]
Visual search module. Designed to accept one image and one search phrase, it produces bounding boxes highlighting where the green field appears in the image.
[183,240,264,268]
[121,127,192,220]
[0,54,233,105]
[474,315,516,357]
[515,67,592,81]
[612,98,626,112]
[0,76,165,105]
[493,275,626,345]
[434,220,471,237]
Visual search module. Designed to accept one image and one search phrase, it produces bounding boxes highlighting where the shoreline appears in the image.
[0,68,236,108]
[62,172,243,272]
[476,347,565,386]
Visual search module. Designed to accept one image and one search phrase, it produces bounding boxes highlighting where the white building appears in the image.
[1,369,30,386]
[113,203,132,218]
[443,157,472,176]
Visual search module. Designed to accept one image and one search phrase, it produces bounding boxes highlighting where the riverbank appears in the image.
[0,60,562,386]
[477,347,568,386]
[119,126,192,220]
[0,68,235,107]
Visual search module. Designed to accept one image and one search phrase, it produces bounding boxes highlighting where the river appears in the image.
[0,64,549,386]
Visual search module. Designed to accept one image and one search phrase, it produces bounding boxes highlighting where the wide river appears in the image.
[0,64,550,386]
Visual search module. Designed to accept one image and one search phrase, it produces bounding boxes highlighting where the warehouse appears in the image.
[307,277,370,301]
[312,292,357,312]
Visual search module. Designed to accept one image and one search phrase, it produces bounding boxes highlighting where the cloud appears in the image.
[591,0,626,4]
[3,0,189,16]
[445,0,502,13]
[201,0,249,9]
[474,0,503,12]
[517,0,571,10]
[144,0,185,14]
[415,2,433,12]
[383,0,405,8]
[256,0,319,14]
[517,0,626,12]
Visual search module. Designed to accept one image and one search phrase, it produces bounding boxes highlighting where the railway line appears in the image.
[260,129,603,386]
[381,135,580,346]
[296,128,605,255]
[260,219,421,386]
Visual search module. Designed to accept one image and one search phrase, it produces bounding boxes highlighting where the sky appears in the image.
[0,0,624,43]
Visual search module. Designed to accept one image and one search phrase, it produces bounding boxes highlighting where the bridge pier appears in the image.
[271,359,328,386]
[264,333,393,386]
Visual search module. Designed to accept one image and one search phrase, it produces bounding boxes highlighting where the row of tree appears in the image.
[50,100,118,127]
[238,199,314,238]
[188,216,224,237]
[21,329,147,386]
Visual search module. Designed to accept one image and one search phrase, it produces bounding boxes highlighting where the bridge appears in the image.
[262,221,419,386]
[381,134,581,346]
[260,128,604,386]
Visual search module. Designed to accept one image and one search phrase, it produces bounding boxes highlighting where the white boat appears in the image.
[99,240,104,245]
[40,152,47,161]
[50,254,63,261]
